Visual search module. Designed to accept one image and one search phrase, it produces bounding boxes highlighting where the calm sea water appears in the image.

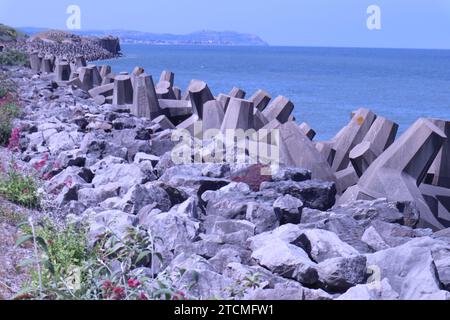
[97,45,450,140]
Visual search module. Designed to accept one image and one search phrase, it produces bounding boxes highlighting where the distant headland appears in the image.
[19,27,269,46]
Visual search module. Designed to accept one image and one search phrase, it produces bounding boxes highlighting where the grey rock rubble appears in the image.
[2,51,450,300]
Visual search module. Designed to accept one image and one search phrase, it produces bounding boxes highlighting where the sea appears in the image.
[96,45,450,140]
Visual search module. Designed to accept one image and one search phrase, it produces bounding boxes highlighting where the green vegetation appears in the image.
[0,24,27,42]
[0,161,40,209]
[15,220,191,300]
[0,49,29,67]
[0,73,21,146]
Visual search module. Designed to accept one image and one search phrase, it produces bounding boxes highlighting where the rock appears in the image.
[47,131,83,154]
[208,248,243,274]
[78,183,121,206]
[303,288,334,300]
[261,180,336,211]
[248,224,304,251]
[212,220,256,237]
[243,282,304,300]
[201,163,230,178]
[251,239,318,285]
[143,211,200,252]
[273,195,304,225]
[91,162,145,195]
[293,229,360,263]
[246,200,279,234]
[271,167,311,182]
[317,256,367,292]
[163,254,232,299]
[367,220,433,248]
[361,226,390,252]
[366,237,448,299]
[113,183,172,215]
[88,210,138,242]
[336,278,399,300]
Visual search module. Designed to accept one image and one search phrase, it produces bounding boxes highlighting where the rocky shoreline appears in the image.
[1,55,449,300]
[3,30,121,63]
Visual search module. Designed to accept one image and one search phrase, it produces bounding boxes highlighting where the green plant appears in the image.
[0,74,20,146]
[15,220,189,300]
[225,272,262,298]
[0,161,40,208]
[0,206,26,225]
[0,49,29,67]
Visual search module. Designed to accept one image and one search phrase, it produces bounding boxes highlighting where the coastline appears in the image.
[0,53,449,299]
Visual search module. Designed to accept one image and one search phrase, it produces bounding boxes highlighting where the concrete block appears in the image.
[299,122,316,140]
[331,108,377,172]
[279,121,336,182]
[203,100,225,133]
[229,87,246,99]
[250,89,271,112]
[220,98,254,132]
[188,80,215,119]
[262,95,294,124]
[113,75,133,105]
[132,73,161,119]
[339,118,447,230]
[160,70,175,87]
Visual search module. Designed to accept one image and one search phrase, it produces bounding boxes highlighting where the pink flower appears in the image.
[102,280,113,291]
[173,291,186,300]
[127,279,140,288]
[139,292,148,300]
[7,128,20,151]
[112,287,125,300]
[34,153,49,172]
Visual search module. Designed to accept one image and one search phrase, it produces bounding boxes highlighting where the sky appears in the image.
[1,0,450,49]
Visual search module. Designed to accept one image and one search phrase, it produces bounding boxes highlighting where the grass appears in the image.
[0,49,29,67]
[0,162,40,209]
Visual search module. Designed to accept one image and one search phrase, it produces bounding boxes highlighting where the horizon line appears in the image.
[15,25,450,52]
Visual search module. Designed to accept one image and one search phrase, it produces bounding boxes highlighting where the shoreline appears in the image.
[0,55,449,299]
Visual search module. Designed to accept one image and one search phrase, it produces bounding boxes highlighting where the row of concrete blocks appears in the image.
[280,106,450,231]
[79,64,299,136]
[29,54,450,230]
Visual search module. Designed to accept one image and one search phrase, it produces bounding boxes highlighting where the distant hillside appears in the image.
[19,27,268,46]
[0,24,28,42]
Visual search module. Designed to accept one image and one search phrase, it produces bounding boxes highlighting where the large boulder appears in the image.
[251,239,318,285]
[293,229,360,263]
[317,256,367,292]
[366,237,450,300]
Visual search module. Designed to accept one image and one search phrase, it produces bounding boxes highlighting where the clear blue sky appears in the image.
[1,0,450,49]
